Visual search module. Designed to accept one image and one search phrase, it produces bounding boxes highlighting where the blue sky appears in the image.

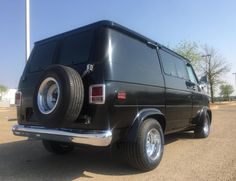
[0,0,236,93]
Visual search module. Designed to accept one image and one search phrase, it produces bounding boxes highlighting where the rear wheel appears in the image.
[194,113,211,138]
[42,140,74,154]
[122,118,164,171]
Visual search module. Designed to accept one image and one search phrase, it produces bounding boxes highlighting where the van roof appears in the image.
[35,20,158,45]
[35,20,190,63]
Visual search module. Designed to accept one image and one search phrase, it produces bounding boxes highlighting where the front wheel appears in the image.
[194,113,211,138]
[122,118,164,171]
[42,140,74,154]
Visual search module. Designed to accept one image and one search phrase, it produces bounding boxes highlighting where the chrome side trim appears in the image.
[12,125,112,147]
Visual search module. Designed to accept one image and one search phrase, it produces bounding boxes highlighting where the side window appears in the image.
[108,29,162,85]
[187,65,198,84]
[159,49,188,79]
[59,30,94,65]
[110,30,161,71]
[29,41,57,72]
[175,59,188,79]
[159,50,177,76]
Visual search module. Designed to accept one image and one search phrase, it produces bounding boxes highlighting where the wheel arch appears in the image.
[125,108,166,142]
[193,106,212,125]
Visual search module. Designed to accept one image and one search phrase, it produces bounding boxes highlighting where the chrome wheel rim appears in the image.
[37,77,60,114]
[146,128,162,161]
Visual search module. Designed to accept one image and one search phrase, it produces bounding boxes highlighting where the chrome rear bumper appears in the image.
[12,125,112,147]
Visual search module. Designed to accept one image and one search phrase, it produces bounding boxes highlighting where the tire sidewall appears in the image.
[195,113,211,138]
[139,119,164,169]
[202,113,211,137]
[33,66,72,127]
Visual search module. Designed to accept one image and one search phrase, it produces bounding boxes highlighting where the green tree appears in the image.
[219,84,234,101]
[174,41,202,71]
[174,42,231,103]
[0,84,8,100]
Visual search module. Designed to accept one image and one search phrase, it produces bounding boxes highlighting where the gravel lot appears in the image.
[0,103,235,181]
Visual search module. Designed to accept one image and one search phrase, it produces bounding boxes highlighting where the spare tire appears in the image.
[33,65,84,127]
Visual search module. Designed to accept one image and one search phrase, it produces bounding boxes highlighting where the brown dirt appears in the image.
[0,105,235,181]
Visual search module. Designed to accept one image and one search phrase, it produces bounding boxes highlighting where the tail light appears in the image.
[89,84,105,104]
[15,91,22,106]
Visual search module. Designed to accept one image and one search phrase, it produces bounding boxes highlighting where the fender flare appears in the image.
[193,106,212,125]
[125,108,166,142]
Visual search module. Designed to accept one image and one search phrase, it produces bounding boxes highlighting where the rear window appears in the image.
[29,41,57,72]
[58,30,94,65]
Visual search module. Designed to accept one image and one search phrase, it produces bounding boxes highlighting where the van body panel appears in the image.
[16,20,210,140]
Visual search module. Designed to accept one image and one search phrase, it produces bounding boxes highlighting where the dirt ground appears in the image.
[0,103,235,181]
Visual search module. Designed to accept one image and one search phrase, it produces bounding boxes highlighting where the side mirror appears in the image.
[199,75,208,92]
[199,83,206,91]
[199,75,208,84]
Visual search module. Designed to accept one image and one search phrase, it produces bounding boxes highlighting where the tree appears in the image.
[219,84,234,101]
[174,41,202,71]
[174,42,231,103]
[201,45,230,103]
[0,84,8,100]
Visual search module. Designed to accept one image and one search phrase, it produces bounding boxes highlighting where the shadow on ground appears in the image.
[165,131,195,145]
[0,132,194,181]
[0,140,138,181]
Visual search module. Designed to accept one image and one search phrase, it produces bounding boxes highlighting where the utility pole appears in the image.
[201,54,211,95]
[25,0,30,62]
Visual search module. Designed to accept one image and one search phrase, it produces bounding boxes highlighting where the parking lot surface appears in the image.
[0,103,235,181]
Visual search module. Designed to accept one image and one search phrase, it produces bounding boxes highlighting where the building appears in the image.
[0,89,17,107]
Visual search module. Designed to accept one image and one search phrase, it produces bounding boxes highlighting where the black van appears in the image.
[13,20,211,171]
